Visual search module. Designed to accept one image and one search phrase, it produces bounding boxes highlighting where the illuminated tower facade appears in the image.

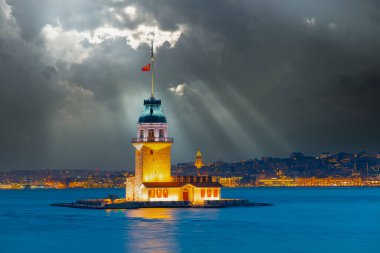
[126,40,173,200]
[125,39,222,202]
[194,148,204,169]
[133,97,173,181]
[126,96,174,200]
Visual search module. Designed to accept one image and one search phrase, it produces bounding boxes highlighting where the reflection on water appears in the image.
[126,208,175,220]
[121,208,221,253]
[124,208,178,253]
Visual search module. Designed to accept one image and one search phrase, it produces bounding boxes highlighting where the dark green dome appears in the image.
[138,97,167,123]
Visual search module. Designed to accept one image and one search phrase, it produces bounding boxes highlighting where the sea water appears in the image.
[1,188,380,253]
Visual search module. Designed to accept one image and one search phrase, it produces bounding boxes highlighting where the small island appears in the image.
[52,43,271,209]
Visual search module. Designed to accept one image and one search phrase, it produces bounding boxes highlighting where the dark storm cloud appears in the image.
[0,6,63,169]
[1,0,380,170]
[137,0,380,159]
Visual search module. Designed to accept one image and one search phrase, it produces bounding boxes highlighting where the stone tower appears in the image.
[125,96,173,200]
[124,41,223,203]
[125,40,174,200]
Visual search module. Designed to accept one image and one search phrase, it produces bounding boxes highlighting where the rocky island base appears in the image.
[51,198,273,209]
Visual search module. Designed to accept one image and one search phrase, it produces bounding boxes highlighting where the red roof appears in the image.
[142,182,185,188]
[141,182,223,188]
[190,182,223,188]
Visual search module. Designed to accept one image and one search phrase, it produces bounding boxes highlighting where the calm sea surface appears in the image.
[1,188,380,253]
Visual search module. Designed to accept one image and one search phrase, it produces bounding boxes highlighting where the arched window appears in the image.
[148,129,154,141]
[207,189,212,198]
[213,189,219,197]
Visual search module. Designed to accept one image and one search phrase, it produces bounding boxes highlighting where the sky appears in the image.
[0,0,380,170]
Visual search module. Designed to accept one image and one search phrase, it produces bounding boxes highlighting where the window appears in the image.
[207,189,211,198]
[163,189,168,198]
[139,130,144,138]
[150,150,153,155]
[148,129,154,141]
[201,189,205,198]
[149,190,155,198]
[159,129,164,138]
[213,189,219,197]
[156,189,162,198]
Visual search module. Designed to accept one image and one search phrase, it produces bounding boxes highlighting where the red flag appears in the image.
[142,63,151,72]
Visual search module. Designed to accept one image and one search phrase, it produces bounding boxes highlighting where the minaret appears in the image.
[194,148,204,169]
[126,39,173,200]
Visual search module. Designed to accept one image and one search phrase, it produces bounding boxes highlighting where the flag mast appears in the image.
[150,39,154,98]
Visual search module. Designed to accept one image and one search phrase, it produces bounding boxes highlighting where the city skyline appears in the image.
[2,150,380,189]
[1,0,380,170]
[0,149,379,171]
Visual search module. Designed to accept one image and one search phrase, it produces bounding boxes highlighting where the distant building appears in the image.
[295,177,362,187]
[290,152,304,160]
[217,177,243,187]
[319,152,331,159]
[194,148,204,169]
[257,175,297,187]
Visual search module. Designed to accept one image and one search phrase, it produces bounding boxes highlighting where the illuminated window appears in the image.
[201,189,205,198]
[149,190,155,198]
[148,129,154,141]
[156,189,162,198]
[207,189,211,197]
[163,189,168,198]
[213,189,218,197]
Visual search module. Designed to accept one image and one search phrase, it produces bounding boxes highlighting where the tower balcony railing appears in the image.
[131,137,174,143]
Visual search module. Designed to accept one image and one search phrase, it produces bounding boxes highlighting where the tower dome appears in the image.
[138,97,167,123]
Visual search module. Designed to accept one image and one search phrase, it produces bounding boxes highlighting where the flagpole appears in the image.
[150,39,154,98]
